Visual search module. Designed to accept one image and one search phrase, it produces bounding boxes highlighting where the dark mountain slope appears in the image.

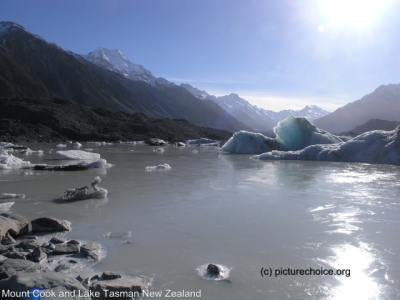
[0,98,232,143]
[0,22,248,132]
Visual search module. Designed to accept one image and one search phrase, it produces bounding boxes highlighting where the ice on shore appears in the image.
[57,150,101,161]
[145,163,171,171]
[221,116,343,154]
[61,176,108,201]
[253,126,400,165]
[0,152,31,169]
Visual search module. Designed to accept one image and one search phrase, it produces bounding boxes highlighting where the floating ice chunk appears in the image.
[0,193,25,199]
[57,150,101,161]
[274,116,343,151]
[254,126,400,165]
[0,202,14,211]
[0,152,31,169]
[221,116,344,154]
[220,131,277,154]
[61,176,108,201]
[20,148,44,155]
[86,142,103,146]
[145,163,171,171]
[79,159,113,168]
[153,148,165,153]
[56,144,67,148]
[187,138,219,147]
[71,142,82,147]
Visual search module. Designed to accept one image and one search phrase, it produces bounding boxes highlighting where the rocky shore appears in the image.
[0,212,151,300]
[0,98,233,143]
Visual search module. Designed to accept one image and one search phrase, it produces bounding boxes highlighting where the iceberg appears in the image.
[220,116,343,154]
[253,126,400,165]
[145,163,171,171]
[61,176,108,201]
[57,150,101,160]
[186,138,219,147]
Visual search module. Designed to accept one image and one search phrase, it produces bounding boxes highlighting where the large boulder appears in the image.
[0,259,43,280]
[0,212,29,241]
[90,275,151,299]
[80,242,101,260]
[53,243,80,255]
[30,217,71,233]
[1,272,91,300]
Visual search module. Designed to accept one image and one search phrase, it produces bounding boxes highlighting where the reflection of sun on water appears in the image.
[327,243,381,299]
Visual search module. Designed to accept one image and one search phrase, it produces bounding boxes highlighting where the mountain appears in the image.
[0,21,248,132]
[0,97,232,143]
[180,84,329,133]
[314,84,400,133]
[340,119,400,137]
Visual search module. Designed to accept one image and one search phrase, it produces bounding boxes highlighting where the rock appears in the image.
[4,250,28,260]
[80,242,101,260]
[30,217,71,233]
[50,237,66,244]
[90,275,151,299]
[53,243,80,255]
[14,240,38,251]
[0,254,7,263]
[145,138,167,146]
[28,247,47,263]
[66,239,80,245]
[1,232,16,245]
[55,264,70,272]
[101,271,122,280]
[1,272,91,300]
[24,235,38,240]
[0,212,29,241]
[0,259,42,279]
[207,264,220,276]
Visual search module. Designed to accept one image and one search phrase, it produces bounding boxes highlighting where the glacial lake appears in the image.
[1,143,400,299]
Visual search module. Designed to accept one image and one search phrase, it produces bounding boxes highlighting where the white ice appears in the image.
[0,193,25,199]
[187,138,219,147]
[0,152,31,169]
[0,202,14,211]
[145,163,171,171]
[61,176,108,201]
[57,150,101,161]
[253,126,400,165]
[219,131,274,154]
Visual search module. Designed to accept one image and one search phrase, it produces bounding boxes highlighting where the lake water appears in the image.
[1,143,400,299]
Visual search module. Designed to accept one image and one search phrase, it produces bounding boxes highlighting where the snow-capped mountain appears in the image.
[84,48,174,87]
[180,84,330,132]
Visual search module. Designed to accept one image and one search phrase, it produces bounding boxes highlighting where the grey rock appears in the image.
[30,217,71,233]
[101,271,122,280]
[0,212,29,241]
[1,232,16,245]
[0,258,42,279]
[67,239,80,245]
[81,242,101,260]
[29,247,47,263]
[53,243,80,255]
[90,275,151,299]
[207,264,220,276]
[4,250,28,260]
[55,264,70,272]
[14,240,38,251]
[50,237,66,244]
[1,272,91,300]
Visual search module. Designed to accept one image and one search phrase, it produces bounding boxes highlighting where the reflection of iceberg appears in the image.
[254,126,400,165]
[61,176,108,201]
[221,116,344,154]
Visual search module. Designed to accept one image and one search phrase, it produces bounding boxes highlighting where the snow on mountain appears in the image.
[84,48,174,87]
[180,84,329,132]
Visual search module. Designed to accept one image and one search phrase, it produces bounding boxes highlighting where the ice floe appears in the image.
[187,138,219,147]
[57,150,101,161]
[0,152,31,169]
[0,193,25,199]
[145,163,171,171]
[253,126,400,165]
[0,202,14,211]
[61,176,108,201]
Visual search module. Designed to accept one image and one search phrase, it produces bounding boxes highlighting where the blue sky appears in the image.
[1,0,399,111]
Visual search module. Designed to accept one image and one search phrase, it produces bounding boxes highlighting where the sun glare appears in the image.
[319,0,386,28]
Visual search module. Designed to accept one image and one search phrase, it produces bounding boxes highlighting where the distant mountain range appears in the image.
[84,47,330,133]
[1,21,400,137]
[314,84,400,133]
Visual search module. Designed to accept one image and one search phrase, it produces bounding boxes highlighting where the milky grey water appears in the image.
[1,143,400,299]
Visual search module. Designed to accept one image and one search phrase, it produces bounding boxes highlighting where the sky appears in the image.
[1,0,399,112]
